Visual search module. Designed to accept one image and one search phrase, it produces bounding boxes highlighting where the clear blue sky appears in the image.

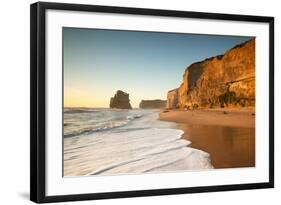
[63,27,252,108]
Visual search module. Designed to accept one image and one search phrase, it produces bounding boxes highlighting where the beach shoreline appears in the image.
[159,107,255,128]
[159,108,255,169]
[64,108,214,176]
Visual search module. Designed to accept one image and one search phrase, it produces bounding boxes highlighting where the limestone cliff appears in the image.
[110,90,132,109]
[139,100,167,109]
[167,38,255,109]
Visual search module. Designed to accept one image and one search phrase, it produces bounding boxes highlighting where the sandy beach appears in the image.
[159,108,255,168]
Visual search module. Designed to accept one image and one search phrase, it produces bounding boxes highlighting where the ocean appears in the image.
[64,108,213,176]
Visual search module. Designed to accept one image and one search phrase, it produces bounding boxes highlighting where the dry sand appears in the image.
[159,108,255,168]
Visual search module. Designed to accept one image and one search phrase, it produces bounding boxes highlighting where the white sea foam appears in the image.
[64,108,152,137]
[64,109,213,176]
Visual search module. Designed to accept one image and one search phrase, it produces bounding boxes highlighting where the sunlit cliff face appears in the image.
[167,38,255,109]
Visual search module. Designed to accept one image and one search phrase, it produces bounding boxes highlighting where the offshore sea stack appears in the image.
[110,90,132,109]
[167,38,255,109]
[139,100,167,109]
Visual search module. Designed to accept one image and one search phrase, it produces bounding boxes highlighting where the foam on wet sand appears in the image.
[64,110,213,176]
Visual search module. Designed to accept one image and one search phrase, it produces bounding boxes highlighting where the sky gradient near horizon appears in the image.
[63,28,252,108]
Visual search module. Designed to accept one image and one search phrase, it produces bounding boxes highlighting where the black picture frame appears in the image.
[30,1,274,203]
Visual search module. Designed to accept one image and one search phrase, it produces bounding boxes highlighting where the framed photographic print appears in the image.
[30,2,274,203]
